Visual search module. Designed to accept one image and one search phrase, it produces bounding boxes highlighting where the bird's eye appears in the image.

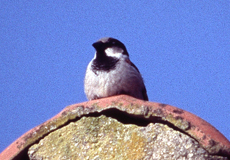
[111,41,116,45]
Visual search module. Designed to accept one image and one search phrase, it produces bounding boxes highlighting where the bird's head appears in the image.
[92,37,129,59]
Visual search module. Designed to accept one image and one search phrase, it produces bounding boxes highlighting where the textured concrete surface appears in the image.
[28,115,227,160]
[1,95,230,160]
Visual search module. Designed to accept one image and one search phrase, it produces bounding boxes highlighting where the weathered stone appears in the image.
[28,115,227,160]
[1,95,230,159]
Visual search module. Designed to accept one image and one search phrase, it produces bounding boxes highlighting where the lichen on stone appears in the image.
[28,115,227,160]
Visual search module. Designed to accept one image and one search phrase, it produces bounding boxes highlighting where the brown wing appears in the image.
[126,58,148,101]
[142,87,148,101]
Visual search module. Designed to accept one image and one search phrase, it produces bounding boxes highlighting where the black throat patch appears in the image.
[91,52,119,75]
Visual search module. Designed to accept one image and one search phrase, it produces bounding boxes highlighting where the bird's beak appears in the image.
[92,41,104,50]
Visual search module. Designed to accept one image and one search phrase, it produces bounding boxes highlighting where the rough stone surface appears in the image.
[28,115,227,160]
[1,95,230,160]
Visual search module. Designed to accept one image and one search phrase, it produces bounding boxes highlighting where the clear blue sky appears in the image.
[1,1,229,152]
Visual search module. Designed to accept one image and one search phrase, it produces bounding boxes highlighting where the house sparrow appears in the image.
[84,37,148,101]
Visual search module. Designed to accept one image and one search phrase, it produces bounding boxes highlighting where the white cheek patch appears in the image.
[93,52,97,59]
[105,47,124,58]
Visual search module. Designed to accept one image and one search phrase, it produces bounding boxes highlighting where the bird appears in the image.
[84,37,148,101]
